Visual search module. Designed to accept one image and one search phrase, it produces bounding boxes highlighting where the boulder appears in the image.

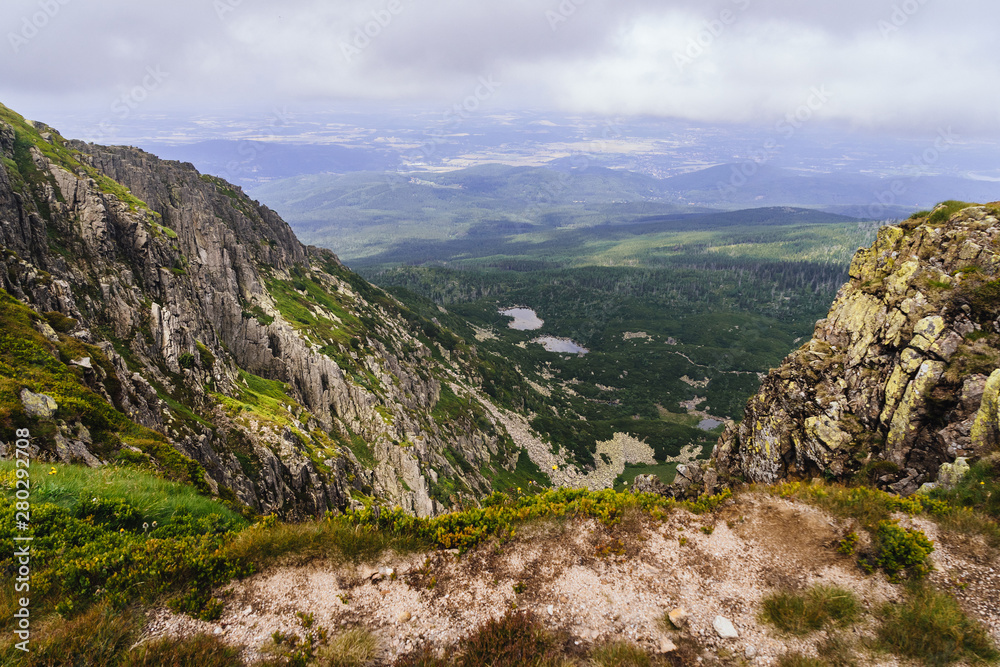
[20,389,58,418]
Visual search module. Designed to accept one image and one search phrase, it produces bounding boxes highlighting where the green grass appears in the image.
[589,640,663,666]
[0,461,245,528]
[482,450,552,495]
[614,462,680,491]
[214,369,300,429]
[927,200,975,225]
[876,583,999,666]
[760,585,861,635]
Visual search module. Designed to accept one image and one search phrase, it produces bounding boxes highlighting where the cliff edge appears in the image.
[714,202,1000,494]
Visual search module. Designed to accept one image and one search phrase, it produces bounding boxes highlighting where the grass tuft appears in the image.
[0,603,138,666]
[876,583,999,666]
[123,633,248,666]
[775,653,826,667]
[315,627,381,667]
[589,640,661,666]
[760,585,861,635]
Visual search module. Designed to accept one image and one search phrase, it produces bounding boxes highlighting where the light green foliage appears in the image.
[0,464,249,627]
[345,486,732,553]
[869,520,934,582]
[214,369,300,429]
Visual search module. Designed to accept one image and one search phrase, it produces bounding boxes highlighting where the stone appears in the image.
[71,357,93,369]
[668,607,689,629]
[937,457,970,489]
[971,369,1000,452]
[658,636,677,653]
[35,320,59,342]
[632,474,669,495]
[713,615,739,639]
[398,611,412,623]
[20,389,58,418]
[745,645,757,659]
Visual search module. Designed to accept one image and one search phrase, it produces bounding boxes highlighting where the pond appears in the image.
[698,418,724,431]
[532,336,589,355]
[499,307,544,331]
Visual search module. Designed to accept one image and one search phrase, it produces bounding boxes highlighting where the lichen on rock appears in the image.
[714,202,1000,492]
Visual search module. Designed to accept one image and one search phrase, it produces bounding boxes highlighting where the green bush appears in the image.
[869,521,934,582]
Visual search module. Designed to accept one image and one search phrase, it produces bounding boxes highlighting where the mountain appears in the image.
[713,201,1000,494]
[0,103,550,519]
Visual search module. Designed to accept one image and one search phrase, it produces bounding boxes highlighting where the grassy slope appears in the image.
[3,464,999,666]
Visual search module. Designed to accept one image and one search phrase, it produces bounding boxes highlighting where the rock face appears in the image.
[715,204,1000,493]
[0,104,523,518]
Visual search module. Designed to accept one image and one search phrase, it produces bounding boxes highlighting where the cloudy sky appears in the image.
[2,0,999,137]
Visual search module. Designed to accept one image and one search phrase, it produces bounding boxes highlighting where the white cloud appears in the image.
[1,0,998,135]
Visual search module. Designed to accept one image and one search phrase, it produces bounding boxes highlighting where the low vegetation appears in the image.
[760,585,861,635]
[876,583,1000,666]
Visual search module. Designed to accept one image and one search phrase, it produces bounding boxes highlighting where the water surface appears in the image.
[499,307,544,331]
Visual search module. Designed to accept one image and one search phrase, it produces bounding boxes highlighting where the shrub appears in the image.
[869,521,934,582]
[179,352,196,369]
[455,610,563,667]
[760,585,861,635]
[876,584,999,666]
[837,531,859,556]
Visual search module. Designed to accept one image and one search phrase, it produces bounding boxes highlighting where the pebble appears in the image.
[399,611,412,623]
[713,616,739,639]
[659,636,678,653]
[668,607,689,628]
[745,645,757,659]
[547,605,554,616]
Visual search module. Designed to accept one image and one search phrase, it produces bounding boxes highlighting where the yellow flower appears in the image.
[49,468,57,475]
[552,465,558,470]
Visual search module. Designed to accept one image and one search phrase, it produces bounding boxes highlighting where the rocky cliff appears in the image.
[0,103,535,518]
[714,202,1000,494]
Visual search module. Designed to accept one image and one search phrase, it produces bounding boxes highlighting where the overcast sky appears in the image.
[1,0,999,137]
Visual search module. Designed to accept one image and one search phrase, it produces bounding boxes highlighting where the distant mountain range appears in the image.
[242,162,996,261]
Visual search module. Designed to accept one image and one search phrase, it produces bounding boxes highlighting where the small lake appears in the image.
[532,336,589,355]
[698,418,724,431]
[500,307,544,331]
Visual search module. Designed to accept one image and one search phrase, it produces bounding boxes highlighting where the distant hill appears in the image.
[250,162,997,261]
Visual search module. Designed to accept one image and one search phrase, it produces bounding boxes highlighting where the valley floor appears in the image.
[144,491,1000,666]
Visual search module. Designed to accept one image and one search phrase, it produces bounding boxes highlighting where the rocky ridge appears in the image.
[714,203,1000,494]
[0,104,538,518]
